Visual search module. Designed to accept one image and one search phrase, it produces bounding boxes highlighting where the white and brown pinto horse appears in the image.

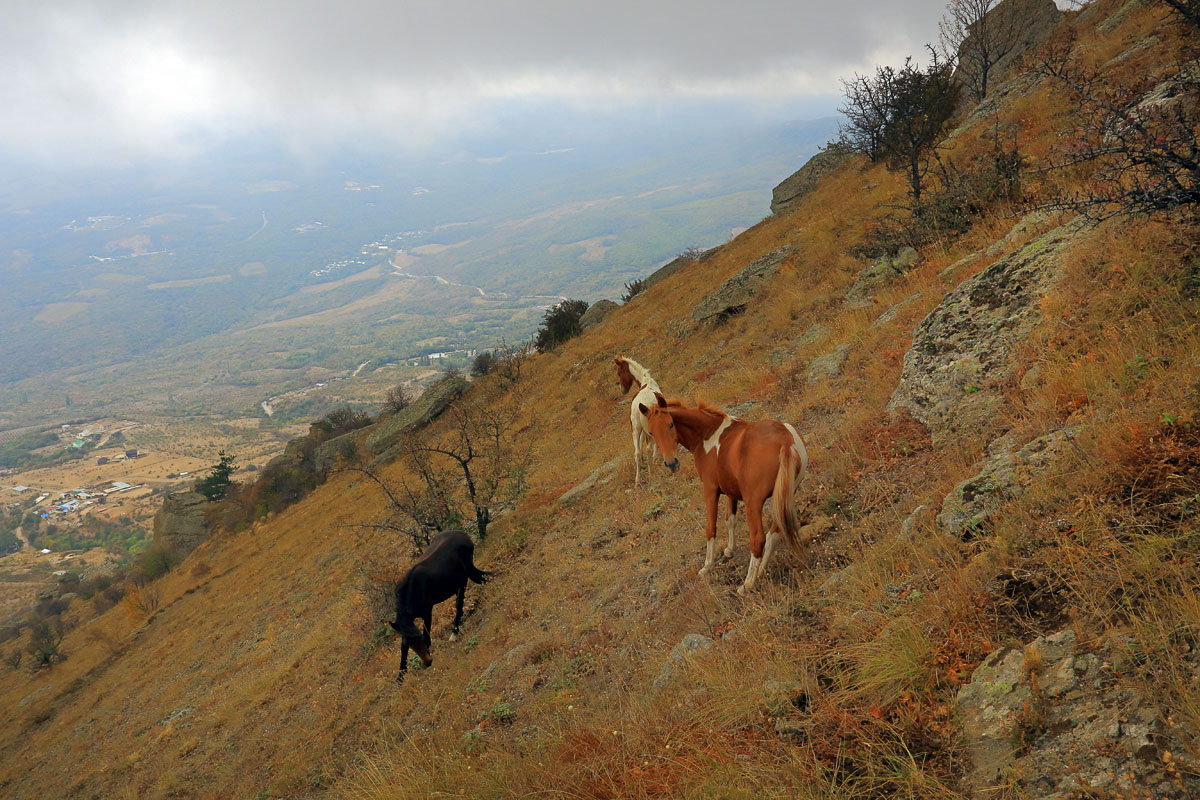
[614,356,663,486]
[639,394,809,594]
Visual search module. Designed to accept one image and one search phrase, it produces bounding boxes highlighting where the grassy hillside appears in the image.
[1,1,1198,798]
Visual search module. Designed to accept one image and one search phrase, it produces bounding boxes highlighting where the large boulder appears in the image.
[691,246,791,323]
[579,299,618,330]
[847,246,919,302]
[643,247,718,292]
[958,629,1198,798]
[770,148,853,216]
[152,491,209,560]
[937,429,1075,538]
[953,0,1063,103]
[367,375,470,462]
[887,217,1084,442]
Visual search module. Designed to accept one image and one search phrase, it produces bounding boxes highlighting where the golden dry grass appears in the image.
[0,3,1197,798]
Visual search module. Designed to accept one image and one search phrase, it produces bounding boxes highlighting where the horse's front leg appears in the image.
[632,424,644,486]
[450,585,465,642]
[422,613,432,649]
[723,496,739,559]
[698,487,720,577]
[397,639,409,682]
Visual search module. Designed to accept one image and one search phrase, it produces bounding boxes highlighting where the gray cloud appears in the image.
[1,0,953,163]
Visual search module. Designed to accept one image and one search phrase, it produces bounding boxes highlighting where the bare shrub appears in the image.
[123,580,162,619]
[1032,27,1200,219]
[383,384,411,414]
[26,618,65,670]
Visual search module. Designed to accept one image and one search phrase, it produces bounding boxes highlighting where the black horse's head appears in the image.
[390,618,433,667]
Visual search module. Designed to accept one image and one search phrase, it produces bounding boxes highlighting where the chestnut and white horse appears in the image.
[639,393,809,594]
[613,356,663,486]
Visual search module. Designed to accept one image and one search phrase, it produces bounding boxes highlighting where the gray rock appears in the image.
[937,428,1075,538]
[900,504,929,537]
[798,323,830,345]
[152,491,209,560]
[653,633,716,688]
[557,454,627,504]
[887,217,1085,442]
[847,247,919,301]
[313,429,363,477]
[579,299,618,330]
[643,247,717,292]
[771,148,854,216]
[958,628,1198,798]
[872,293,921,328]
[367,375,470,462]
[692,247,791,323]
[807,344,849,385]
[953,0,1063,109]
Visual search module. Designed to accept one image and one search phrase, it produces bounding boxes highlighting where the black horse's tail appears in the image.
[469,566,492,584]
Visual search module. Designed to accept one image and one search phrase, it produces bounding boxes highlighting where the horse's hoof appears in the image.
[449,632,457,642]
[698,566,710,577]
[723,548,734,559]
[737,584,750,596]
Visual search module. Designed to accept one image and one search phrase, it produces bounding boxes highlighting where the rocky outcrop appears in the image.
[557,454,626,504]
[579,299,618,330]
[367,376,470,463]
[807,344,850,385]
[954,0,1063,101]
[653,633,716,688]
[770,148,853,216]
[872,292,921,328]
[887,217,1084,442]
[938,429,1075,538]
[643,247,718,292]
[152,491,209,560]
[691,246,791,323]
[958,629,1198,798]
[847,246,919,302]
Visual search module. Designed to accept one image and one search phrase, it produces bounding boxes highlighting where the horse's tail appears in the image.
[772,444,804,553]
[468,566,492,585]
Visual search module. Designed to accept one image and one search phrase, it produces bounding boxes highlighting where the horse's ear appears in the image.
[638,403,650,416]
[655,392,668,408]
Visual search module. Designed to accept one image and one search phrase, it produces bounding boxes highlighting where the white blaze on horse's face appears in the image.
[640,402,679,471]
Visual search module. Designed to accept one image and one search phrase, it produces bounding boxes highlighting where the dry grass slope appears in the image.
[1,2,1198,798]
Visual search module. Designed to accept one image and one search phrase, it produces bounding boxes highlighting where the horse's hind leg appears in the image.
[698,488,720,577]
[450,585,465,642]
[738,498,768,595]
[723,497,739,559]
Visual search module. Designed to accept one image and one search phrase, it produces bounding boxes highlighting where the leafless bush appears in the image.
[1031,28,1200,219]
[123,579,162,618]
[939,0,1026,102]
[348,393,531,550]
[26,618,65,670]
[383,384,411,414]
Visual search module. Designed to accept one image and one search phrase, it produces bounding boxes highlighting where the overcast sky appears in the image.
[2,0,953,165]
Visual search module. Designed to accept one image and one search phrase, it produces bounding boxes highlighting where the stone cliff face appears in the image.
[887,216,1084,443]
[770,149,853,216]
[152,491,209,560]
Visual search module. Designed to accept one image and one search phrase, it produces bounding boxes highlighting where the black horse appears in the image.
[390,529,490,680]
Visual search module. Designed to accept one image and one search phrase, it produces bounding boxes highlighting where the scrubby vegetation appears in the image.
[533,298,589,352]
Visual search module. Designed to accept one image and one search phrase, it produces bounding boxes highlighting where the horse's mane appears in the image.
[693,399,728,420]
[618,356,659,392]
